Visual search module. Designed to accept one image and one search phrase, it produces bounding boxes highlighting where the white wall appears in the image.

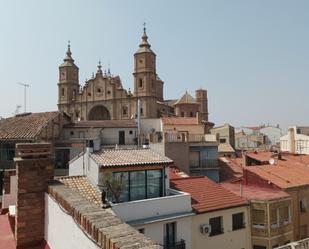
[2,175,16,209]
[69,150,99,186]
[111,190,191,222]
[44,194,101,249]
[134,216,192,249]
[140,119,162,134]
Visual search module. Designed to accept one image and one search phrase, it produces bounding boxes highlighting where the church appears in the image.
[57,27,209,122]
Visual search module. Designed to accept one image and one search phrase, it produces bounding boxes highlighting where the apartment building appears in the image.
[280,126,309,155]
[146,116,219,181]
[211,123,236,156]
[222,174,294,249]
[69,147,193,248]
[171,176,251,249]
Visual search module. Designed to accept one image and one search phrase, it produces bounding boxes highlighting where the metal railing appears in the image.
[163,239,186,249]
[189,159,219,169]
[164,133,217,143]
[275,238,309,249]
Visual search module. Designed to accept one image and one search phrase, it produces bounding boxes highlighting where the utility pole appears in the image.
[17,83,30,113]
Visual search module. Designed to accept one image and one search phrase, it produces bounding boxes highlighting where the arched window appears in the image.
[139,78,143,88]
[122,106,128,116]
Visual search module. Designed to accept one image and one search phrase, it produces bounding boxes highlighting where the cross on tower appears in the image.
[143,22,146,32]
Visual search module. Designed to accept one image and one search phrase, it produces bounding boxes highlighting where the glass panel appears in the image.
[113,172,129,202]
[147,170,162,199]
[130,171,146,201]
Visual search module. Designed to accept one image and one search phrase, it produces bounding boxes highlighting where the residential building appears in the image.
[221,151,309,241]
[0,111,70,170]
[57,27,209,123]
[235,125,281,151]
[222,173,294,249]
[280,126,309,155]
[69,147,193,248]
[148,116,219,181]
[0,143,162,249]
[211,123,236,156]
[171,176,251,249]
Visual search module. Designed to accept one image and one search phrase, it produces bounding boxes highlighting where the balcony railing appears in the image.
[164,133,217,143]
[163,239,186,249]
[189,159,219,169]
[275,238,309,249]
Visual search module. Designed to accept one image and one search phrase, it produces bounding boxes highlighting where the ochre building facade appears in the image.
[57,28,209,122]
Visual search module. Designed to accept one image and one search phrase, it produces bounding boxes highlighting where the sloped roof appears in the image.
[174,92,199,105]
[218,143,235,153]
[57,175,102,206]
[91,148,173,167]
[171,176,247,213]
[0,111,59,140]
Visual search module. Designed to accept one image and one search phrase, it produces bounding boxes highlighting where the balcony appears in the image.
[275,238,309,249]
[163,239,186,249]
[110,189,192,224]
[189,159,219,169]
[164,133,217,143]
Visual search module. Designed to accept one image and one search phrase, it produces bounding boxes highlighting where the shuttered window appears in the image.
[252,209,265,228]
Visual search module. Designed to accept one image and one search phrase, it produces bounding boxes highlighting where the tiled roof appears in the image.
[65,120,137,129]
[221,181,290,201]
[0,111,59,140]
[161,117,199,125]
[219,157,244,182]
[91,148,173,167]
[218,143,235,153]
[246,151,274,163]
[174,91,198,105]
[171,176,247,213]
[57,175,102,206]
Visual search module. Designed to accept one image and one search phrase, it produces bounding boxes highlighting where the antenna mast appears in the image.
[17,83,30,113]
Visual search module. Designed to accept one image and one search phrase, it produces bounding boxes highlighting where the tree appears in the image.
[101,172,125,203]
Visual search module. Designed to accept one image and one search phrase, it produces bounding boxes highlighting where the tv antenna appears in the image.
[17,83,30,113]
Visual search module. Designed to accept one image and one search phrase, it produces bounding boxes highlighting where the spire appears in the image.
[96,60,103,75]
[64,40,74,62]
[139,22,150,48]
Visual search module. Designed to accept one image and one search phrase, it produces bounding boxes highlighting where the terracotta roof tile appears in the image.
[91,148,173,167]
[161,117,198,125]
[174,92,198,105]
[171,176,247,213]
[169,165,189,180]
[221,181,290,201]
[57,175,102,206]
[0,111,59,140]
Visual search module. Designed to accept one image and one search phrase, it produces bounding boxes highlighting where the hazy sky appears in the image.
[0,0,308,130]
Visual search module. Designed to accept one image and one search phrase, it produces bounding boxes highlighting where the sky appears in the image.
[0,0,308,131]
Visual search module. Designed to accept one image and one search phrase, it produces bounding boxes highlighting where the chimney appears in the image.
[14,143,53,249]
[288,127,296,154]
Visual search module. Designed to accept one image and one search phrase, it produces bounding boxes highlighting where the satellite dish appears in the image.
[269,158,275,165]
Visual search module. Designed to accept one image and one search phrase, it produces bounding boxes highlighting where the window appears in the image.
[232,212,245,230]
[190,112,193,117]
[75,111,79,118]
[300,199,307,213]
[140,108,143,115]
[88,92,91,97]
[61,88,65,96]
[138,228,145,234]
[252,209,265,229]
[139,78,143,88]
[209,216,223,236]
[129,130,133,135]
[97,88,101,93]
[107,90,111,94]
[130,171,146,201]
[109,169,163,203]
[270,208,278,228]
[147,170,162,198]
[164,222,176,248]
[181,112,185,117]
[70,131,74,136]
[300,224,308,239]
[219,138,226,144]
[122,106,128,115]
[279,206,290,225]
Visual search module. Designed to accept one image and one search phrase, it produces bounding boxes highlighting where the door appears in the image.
[164,222,176,248]
[119,131,125,145]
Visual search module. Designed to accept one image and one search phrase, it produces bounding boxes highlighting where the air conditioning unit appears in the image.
[200,224,211,235]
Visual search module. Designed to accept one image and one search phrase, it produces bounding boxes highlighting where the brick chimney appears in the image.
[14,143,54,249]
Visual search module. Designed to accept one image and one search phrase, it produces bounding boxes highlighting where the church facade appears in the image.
[57,28,209,122]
